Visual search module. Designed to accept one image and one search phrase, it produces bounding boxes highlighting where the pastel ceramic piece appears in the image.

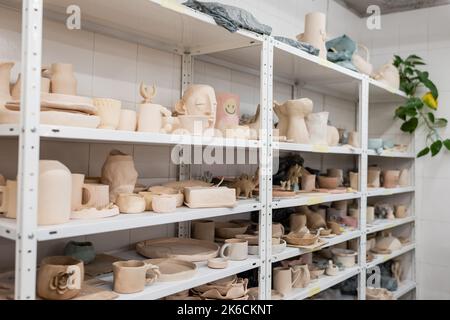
[368,138,383,150]
[347,132,360,148]
[37,256,84,300]
[306,112,329,145]
[382,170,400,189]
[399,169,409,187]
[81,183,110,210]
[70,204,120,220]
[215,92,240,131]
[138,192,153,211]
[325,260,339,276]
[291,264,310,289]
[368,167,381,188]
[275,99,313,144]
[375,233,402,252]
[220,239,248,261]
[71,174,85,212]
[289,213,307,233]
[175,84,217,129]
[184,187,236,208]
[112,260,160,294]
[101,150,138,203]
[327,169,344,186]
[93,98,122,130]
[0,61,14,104]
[50,63,77,95]
[366,287,394,300]
[145,258,197,282]
[318,176,339,189]
[383,140,395,149]
[176,115,210,136]
[352,44,373,76]
[272,223,285,238]
[138,104,172,133]
[215,222,248,239]
[136,238,220,262]
[331,248,357,268]
[190,220,215,242]
[148,186,183,207]
[301,170,316,192]
[327,126,339,146]
[151,194,177,213]
[208,258,229,269]
[0,180,17,219]
[366,206,375,224]
[372,63,400,89]
[38,160,72,226]
[349,171,359,190]
[64,241,96,265]
[395,205,408,219]
[273,267,294,296]
[117,109,137,131]
[297,12,327,59]
[116,193,146,214]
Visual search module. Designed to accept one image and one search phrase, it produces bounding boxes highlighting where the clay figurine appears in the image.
[138,83,172,133]
[230,168,259,198]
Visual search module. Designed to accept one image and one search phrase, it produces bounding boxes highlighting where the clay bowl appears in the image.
[283,232,319,246]
[318,176,340,190]
[148,186,184,207]
[331,248,357,268]
[208,258,229,269]
[308,265,325,280]
[215,222,248,239]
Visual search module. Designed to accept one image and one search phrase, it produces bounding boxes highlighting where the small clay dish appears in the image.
[207,258,229,270]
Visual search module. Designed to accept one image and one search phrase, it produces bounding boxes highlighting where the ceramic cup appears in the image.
[118,109,137,131]
[82,183,110,210]
[113,260,160,294]
[301,174,316,192]
[367,206,375,224]
[348,132,360,148]
[220,239,248,261]
[37,256,84,300]
[0,180,17,219]
[273,267,301,295]
[192,220,215,242]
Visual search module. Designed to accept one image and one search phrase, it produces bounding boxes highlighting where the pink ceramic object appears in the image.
[51,63,77,95]
[215,92,240,132]
[297,12,327,59]
[306,112,329,145]
[118,109,137,131]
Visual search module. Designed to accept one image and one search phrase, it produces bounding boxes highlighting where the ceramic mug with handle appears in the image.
[220,239,248,261]
[113,260,160,294]
[273,267,302,295]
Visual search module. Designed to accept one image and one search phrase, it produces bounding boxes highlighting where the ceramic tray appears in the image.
[84,254,122,279]
[136,238,220,262]
[286,238,327,250]
[144,258,197,282]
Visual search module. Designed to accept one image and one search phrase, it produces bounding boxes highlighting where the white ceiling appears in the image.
[336,0,450,17]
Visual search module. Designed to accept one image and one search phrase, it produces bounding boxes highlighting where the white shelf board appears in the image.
[272,229,361,263]
[367,150,415,158]
[367,243,416,269]
[273,192,361,210]
[366,216,415,234]
[282,266,361,300]
[0,0,263,55]
[96,250,260,300]
[367,187,415,198]
[393,280,416,299]
[0,200,260,241]
[276,142,362,155]
[368,78,408,103]
[0,124,260,149]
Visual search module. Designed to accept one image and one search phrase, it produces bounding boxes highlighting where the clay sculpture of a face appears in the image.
[175,85,217,129]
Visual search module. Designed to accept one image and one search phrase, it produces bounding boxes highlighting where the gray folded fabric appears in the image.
[274,36,319,56]
[183,0,272,35]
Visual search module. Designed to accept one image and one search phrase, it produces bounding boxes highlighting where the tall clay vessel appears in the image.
[297,12,327,59]
[51,63,77,95]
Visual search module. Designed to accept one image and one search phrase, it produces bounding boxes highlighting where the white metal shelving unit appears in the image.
[0,0,417,300]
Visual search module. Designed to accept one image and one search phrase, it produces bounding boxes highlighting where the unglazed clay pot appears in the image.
[138,191,153,211]
[192,220,215,242]
[382,170,400,189]
[215,92,240,132]
[348,132,360,148]
[148,186,184,207]
[71,174,85,212]
[0,61,14,104]
[275,99,313,144]
[349,171,359,190]
[138,103,172,133]
[37,256,84,300]
[306,112,329,145]
[116,193,146,214]
[273,267,296,295]
[375,233,402,252]
[289,213,307,233]
[175,84,217,130]
[368,167,381,188]
[395,205,408,219]
[39,160,72,226]
[81,183,110,210]
[113,260,160,294]
[51,63,77,95]
[331,248,357,268]
[327,169,344,186]
[297,12,327,59]
[325,260,339,276]
[327,126,339,146]
[372,63,400,89]
[301,169,316,192]
[152,194,177,213]
[220,239,248,261]
[64,241,96,265]
[118,109,137,131]
[93,98,122,130]
[318,176,339,189]
[367,206,375,224]
[0,180,17,219]
[101,150,138,203]
[399,169,409,187]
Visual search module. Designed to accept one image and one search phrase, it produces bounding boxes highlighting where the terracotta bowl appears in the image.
[318,176,340,189]
[283,232,319,246]
[215,222,248,239]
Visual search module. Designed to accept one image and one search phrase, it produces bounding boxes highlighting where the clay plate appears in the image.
[145,258,197,282]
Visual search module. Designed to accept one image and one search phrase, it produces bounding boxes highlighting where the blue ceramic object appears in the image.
[64,241,96,264]
[383,140,395,149]
[368,138,383,150]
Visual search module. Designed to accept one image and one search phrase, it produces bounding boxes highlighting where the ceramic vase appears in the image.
[93,98,122,130]
[0,61,13,105]
[138,103,172,133]
[64,241,96,265]
[118,109,137,131]
[81,183,110,210]
[297,12,327,59]
[306,112,329,145]
[192,220,215,242]
[291,265,310,288]
[37,256,84,300]
[215,92,240,132]
[51,63,77,95]
[71,174,85,211]
[348,132,360,148]
[39,160,72,226]
[0,180,17,219]
[327,126,339,146]
[349,172,359,190]
[399,169,409,187]
[368,167,381,188]
[382,170,400,189]
[281,99,313,144]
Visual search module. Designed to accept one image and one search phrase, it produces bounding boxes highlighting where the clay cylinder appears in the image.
[82,183,110,210]
[51,63,77,95]
[118,109,137,131]
[192,220,215,242]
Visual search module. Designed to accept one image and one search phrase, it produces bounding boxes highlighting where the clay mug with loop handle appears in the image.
[113,260,160,294]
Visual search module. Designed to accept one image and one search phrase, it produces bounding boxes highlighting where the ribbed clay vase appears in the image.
[297,12,327,59]
[306,112,329,145]
[283,98,313,144]
[51,63,77,95]
[0,61,14,104]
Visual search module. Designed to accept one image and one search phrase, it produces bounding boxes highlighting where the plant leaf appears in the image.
[401,117,419,133]
[444,139,450,151]
[431,140,443,156]
[435,118,448,128]
[428,112,435,123]
[417,147,430,158]
[395,106,407,120]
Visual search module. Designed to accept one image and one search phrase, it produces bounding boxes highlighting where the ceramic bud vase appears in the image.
[93,98,122,130]
[0,61,14,105]
[215,92,240,132]
[297,12,327,59]
[399,169,409,187]
[51,63,77,95]
[306,112,329,145]
[39,160,72,226]
[283,99,313,144]
[382,170,400,189]
[117,109,137,131]
[368,167,381,188]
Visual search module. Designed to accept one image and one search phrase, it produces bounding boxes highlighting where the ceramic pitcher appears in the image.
[297,12,327,59]
[51,63,77,95]
[273,267,302,296]
[220,239,248,261]
[0,61,14,103]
